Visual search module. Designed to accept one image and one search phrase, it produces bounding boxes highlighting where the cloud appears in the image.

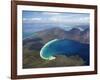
[48,14,90,24]
[79,17,89,21]
[23,18,42,23]
[31,18,41,21]
[42,12,61,15]
[23,12,89,25]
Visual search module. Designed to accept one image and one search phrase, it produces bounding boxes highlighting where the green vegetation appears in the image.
[23,47,85,69]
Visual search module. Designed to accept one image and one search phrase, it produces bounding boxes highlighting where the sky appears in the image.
[22,10,90,30]
[22,11,90,25]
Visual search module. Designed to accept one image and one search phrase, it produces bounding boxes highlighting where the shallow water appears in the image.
[40,39,89,65]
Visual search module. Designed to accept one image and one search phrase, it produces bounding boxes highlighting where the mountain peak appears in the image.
[70,28,81,31]
[69,28,81,34]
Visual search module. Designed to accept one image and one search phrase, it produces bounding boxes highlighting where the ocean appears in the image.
[40,39,89,65]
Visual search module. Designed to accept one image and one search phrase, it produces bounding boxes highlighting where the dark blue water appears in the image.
[40,39,89,65]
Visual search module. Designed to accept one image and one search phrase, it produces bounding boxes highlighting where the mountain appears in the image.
[35,27,67,43]
[35,27,89,44]
[80,28,89,44]
[69,28,81,33]
[23,27,90,68]
[23,27,89,51]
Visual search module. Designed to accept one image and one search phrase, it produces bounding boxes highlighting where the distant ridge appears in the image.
[35,27,89,44]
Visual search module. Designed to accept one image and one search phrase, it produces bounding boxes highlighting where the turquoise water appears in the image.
[40,39,89,65]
